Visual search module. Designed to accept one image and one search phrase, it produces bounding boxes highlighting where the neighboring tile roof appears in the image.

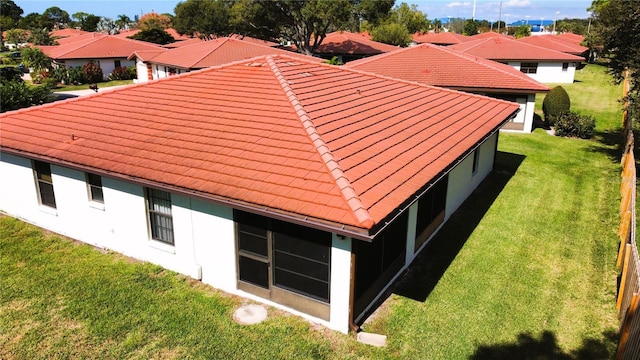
[115,28,193,42]
[130,37,317,69]
[556,32,585,45]
[346,43,549,93]
[412,32,469,45]
[50,28,91,39]
[471,32,514,40]
[518,35,588,56]
[40,33,163,59]
[314,31,399,55]
[0,54,518,237]
[448,37,585,62]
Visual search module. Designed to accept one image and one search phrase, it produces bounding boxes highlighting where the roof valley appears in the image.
[265,56,376,228]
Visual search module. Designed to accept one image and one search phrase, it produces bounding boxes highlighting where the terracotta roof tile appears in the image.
[518,35,588,56]
[346,43,549,93]
[0,54,518,233]
[448,36,585,61]
[134,37,315,69]
[412,32,470,45]
[40,34,163,59]
[314,31,399,55]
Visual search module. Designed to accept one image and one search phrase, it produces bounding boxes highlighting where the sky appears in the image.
[15,0,594,23]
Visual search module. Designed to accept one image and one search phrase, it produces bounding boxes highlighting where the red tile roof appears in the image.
[130,37,317,69]
[346,43,549,93]
[518,35,588,56]
[412,32,469,45]
[314,31,399,55]
[471,32,514,40]
[40,33,163,59]
[50,28,91,39]
[448,36,585,62]
[115,28,194,42]
[556,32,585,45]
[0,54,518,237]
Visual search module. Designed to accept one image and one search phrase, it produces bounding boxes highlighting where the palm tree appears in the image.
[116,14,132,30]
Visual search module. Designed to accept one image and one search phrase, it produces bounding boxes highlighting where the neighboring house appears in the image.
[471,32,514,40]
[518,35,589,57]
[38,33,163,80]
[129,37,316,83]
[412,31,469,46]
[347,43,549,132]
[115,28,194,43]
[50,28,91,40]
[161,35,280,49]
[448,36,585,83]
[310,31,399,63]
[0,54,519,333]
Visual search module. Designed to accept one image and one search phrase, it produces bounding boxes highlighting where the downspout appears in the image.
[348,250,360,333]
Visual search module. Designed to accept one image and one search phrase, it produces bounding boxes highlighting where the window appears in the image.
[415,175,448,250]
[562,62,569,72]
[472,148,480,175]
[520,62,538,74]
[114,60,121,68]
[235,210,331,318]
[86,173,104,203]
[146,188,174,245]
[34,161,56,208]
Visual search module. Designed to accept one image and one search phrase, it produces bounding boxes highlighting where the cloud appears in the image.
[503,0,531,7]
[447,1,471,8]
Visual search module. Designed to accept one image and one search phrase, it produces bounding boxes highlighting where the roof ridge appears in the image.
[265,55,376,229]
[189,37,230,67]
[436,43,549,90]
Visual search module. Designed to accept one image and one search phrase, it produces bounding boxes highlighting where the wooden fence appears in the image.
[615,72,640,360]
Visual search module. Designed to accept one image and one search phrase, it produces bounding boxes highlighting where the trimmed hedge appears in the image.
[543,86,571,126]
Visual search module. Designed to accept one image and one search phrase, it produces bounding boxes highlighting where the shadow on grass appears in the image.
[587,129,624,163]
[390,150,525,303]
[471,330,618,360]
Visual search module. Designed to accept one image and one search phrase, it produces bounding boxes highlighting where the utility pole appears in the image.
[497,0,502,33]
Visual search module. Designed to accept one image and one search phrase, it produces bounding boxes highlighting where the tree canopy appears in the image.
[590,0,640,123]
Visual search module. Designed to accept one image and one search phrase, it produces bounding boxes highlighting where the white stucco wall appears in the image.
[507,61,577,84]
[151,63,187,80]
[0,153,352,333]
[63,58,136,80]
[135,59,149,83]
[446,133,497,218]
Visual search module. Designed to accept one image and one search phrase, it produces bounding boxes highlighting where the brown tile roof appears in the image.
[346,43,549,93]
[0,54,518,236]
[40,33,163,60]
[412,32,469,45]
[448,36,585,62]
[314,31,399,55]
[518,35,588,56]
[131,37,317,69]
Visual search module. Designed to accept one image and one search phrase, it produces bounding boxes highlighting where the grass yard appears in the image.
[0,64,624,359]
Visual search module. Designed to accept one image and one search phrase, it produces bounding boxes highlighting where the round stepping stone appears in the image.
[233,304,267,325]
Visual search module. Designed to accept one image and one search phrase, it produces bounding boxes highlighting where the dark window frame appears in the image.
[520,62,538,74]
[33,160,57,209]
[472,148,480,175]
[146,188,174,245]
[86,173,104,203]
[562,62,569,72]
[114,60,121,68]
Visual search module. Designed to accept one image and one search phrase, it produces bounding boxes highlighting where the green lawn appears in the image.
[0,64,624,359]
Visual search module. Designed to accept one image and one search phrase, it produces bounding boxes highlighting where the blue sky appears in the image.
[16,0,593,23]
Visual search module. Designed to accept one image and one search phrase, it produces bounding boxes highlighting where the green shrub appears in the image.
[543,86,571,126]
[109,66,136,80]
[554,111,596,139]
[0,67,24,83]
[82,62,103,83]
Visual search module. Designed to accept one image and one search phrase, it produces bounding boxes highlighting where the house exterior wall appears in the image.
[151,63,187,81]
[507,61,577,83]
[63,58,136,80]
[446,132,497,218]
[134,59,149,83]
[0,152,352,333]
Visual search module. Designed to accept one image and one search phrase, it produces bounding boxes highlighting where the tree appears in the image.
[514,25,531,38]
[590,0,640,123]
[354,0,394,29]
[96,17,118,34]
[42,6,70,30]
[130,28,175,45]
[29,28,56,45]
[388,2,429,34]
[0,0,23,30]
[4,28,29,46]
[463,19,479,35]
[115,14,133,30]
[370,22,410,46]
[138,12,172,31]
[72,12,100,32]
[21,46,51,74]
[174,0,232,39]
[432,18,443,33]
[0,79,52,112]
[17,12,44,30]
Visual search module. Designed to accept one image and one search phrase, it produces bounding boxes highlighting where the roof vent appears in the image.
[245,62,265,67]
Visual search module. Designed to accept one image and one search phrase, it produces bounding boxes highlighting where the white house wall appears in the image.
[64,58,136,80]
[0,152,352,333]
[446,133,497,218]
[507,61,577,84]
